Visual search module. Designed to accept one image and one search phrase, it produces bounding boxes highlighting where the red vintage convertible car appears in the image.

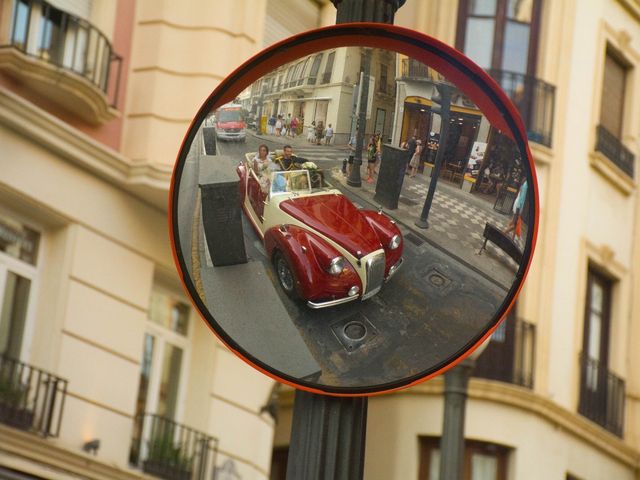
[237,156,403,308]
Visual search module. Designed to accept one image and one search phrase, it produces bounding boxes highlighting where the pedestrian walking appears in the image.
[275,115,283,136]
[267,115,276,135]
[315,121,324,145]
[325,124,334,145]
[366,136,377,183]
[409,140,422,177]
[284,113,292,137]
[290,116,299,138]
[307,121,316,143]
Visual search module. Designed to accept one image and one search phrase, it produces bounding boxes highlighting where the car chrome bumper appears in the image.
[307,294,360,309]
[386,257,404,281]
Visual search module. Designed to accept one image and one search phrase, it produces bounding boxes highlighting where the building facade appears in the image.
[271,1,640,479]
[0,0,315,479]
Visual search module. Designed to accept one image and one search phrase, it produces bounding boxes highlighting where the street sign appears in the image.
[169,23,539,396]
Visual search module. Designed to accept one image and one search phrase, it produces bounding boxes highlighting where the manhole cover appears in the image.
[330,313,378,353]
[344,321,367,340]
[423,266,454,295]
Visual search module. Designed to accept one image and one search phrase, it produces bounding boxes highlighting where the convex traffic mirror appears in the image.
[170,24,538,395]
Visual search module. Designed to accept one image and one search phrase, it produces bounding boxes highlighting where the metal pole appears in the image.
[286,2,406,479]
[415,84,452,229]
[347,53,371,187]
[439,359,474,480]
[286,391,368,480]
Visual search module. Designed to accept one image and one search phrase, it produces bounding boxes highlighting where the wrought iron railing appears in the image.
[487,69,555,148]
[400,58,438,81]
[473,318,536,389]
[595,124,635,179]
[578,354,625,437]
[3,0,123,108]
[0,354,67,437]
[130,413,218,480]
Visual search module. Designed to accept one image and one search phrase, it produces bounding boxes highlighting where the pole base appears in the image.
[414,218,429,229]
[347,178,362,187]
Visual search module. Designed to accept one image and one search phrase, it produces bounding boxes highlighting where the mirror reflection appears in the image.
[176,45,533,390]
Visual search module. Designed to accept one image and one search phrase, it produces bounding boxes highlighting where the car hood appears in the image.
[279,194,382,257]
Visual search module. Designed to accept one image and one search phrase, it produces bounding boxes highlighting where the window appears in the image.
[0,215,40,361]
[307,53,323,85]
[379,64,388,93]
[595,46,633,176]
[130,288,192,463]
[599,50,628,140]
[419,437,510,480]
[583,268,612,378]
[578,267,625,436]
[456,0,542,76]
[321,51,335,84]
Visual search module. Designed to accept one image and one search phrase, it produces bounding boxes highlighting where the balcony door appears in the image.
[0,218,40,362]
[581,269,612,391]
[130,289,191,464]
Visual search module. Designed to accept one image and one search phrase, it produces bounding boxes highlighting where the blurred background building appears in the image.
[0,0,639,479]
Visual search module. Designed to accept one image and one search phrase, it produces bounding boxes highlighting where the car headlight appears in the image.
[328,256,346,275]
[389,234,401,250]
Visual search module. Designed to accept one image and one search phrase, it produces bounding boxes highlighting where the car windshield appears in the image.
[217,109,242,123]
[270,170,312,196]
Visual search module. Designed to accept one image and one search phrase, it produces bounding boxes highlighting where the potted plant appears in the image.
[0,373,33,431]
[142,432,193,480]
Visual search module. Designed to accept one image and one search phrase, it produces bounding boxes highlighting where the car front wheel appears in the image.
[274,251,298,298]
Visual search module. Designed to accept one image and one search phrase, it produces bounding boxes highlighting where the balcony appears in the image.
[0,354,67,437]
[578,354,625,437]
[473,318,535,389]
[400,58,440,82]
[0,0,123,124]
[595,124,635,179]
[130,413,218,480]
[487,69,555,148]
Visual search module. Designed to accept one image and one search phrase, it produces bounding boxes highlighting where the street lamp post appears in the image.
[438,340,489,480]
[415,83,452,229]
[285,3,406,480]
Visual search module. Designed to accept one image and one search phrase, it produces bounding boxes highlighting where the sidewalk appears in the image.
[249,129,351,151]
[331,167,521,290]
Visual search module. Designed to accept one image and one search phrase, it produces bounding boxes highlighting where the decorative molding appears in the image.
[616,0,640,25]
[0,47,118,125]
[0,424,143,480]
[0,87,172,209]
[530,141,553,166]
[66,391,133,419]
[584,238,629,278]
[137,19,256,44]
[278,379,640,468]
[126,112,194,124]
[588,150,636,196]
[62,328,140,366]
[132,65,225,81]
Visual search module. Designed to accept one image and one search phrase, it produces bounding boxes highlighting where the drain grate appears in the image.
[330,312,378,353]
[405,232,425,246]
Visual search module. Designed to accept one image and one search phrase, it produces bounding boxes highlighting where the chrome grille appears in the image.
[362,252,385,300]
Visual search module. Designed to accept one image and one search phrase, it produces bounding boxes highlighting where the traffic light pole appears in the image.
[286,2,405,480]
[415,83,452,229]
